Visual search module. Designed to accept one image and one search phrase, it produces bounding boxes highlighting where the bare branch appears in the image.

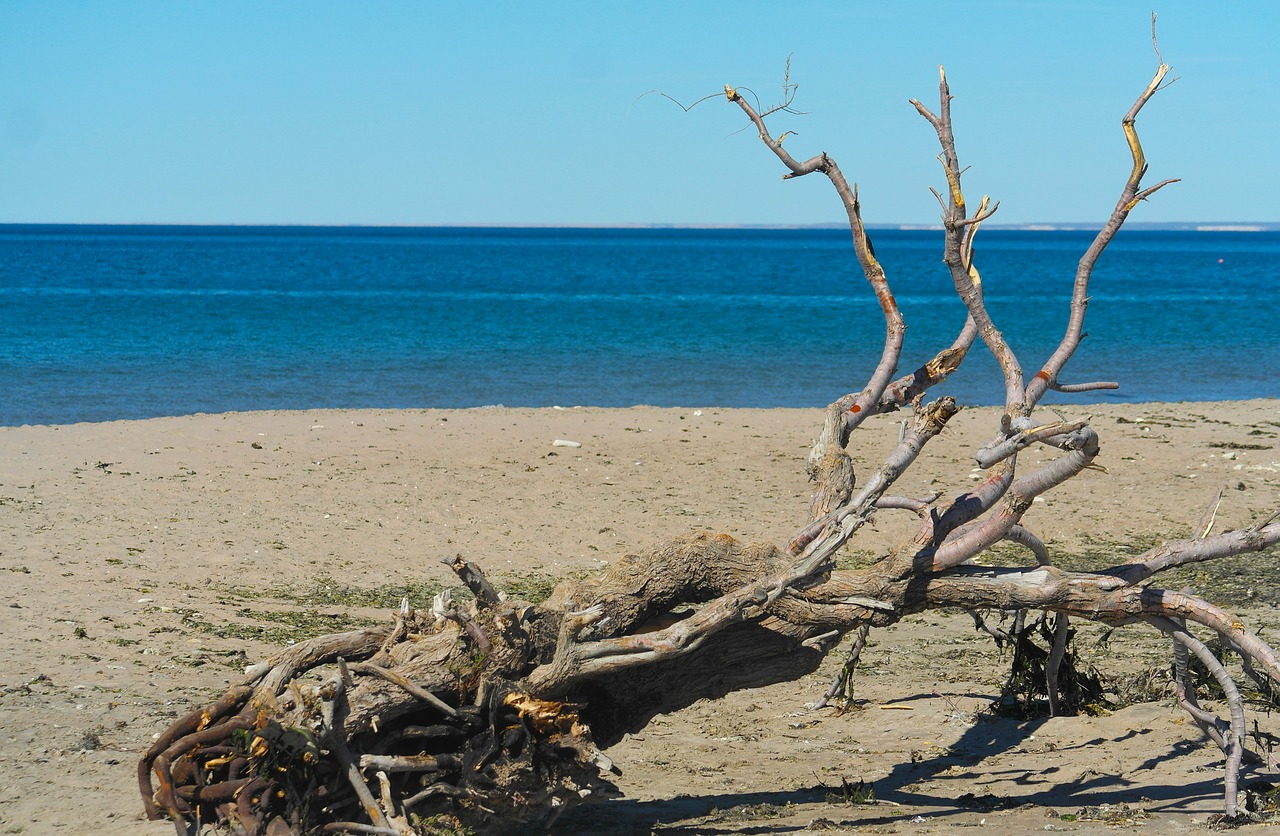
[1146,616,1246,816]
[1004,524,1051,566]
[347,662,459,719]
[874,193,990,413]
[874,494,939,515]
[1194,485,1226,539]
[1026,51,1175,407]
[929,428,1099,571]
[1143,588,1280,686]
[1049,379,1119,393]
[638,89,723,113]
[1046,614,1071,716]
[974,418,1091,469]
[726,85,910,517]
[445,553,502,608]
[1150,12,1164,66]
[912,67,1025,413]
[958,200,1000,227]
[813,623,871,710]
[1108,520,1280,584]
[791,398,960,556]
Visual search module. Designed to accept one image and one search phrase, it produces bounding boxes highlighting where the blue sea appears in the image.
[0,225,1275,426]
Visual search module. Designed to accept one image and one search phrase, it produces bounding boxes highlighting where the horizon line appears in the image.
[2,221,1279,232]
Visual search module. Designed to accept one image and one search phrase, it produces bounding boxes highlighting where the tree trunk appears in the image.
[140,37,1280,834]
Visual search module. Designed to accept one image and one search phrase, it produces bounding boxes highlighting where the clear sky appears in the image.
[2,1,1276,226]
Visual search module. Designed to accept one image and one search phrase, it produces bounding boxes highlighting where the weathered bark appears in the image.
[141,37,1280,834]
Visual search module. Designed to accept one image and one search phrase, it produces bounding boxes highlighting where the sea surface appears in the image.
[0,225,1275,426]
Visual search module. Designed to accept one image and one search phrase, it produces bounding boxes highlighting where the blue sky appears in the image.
[2,2,1276,226]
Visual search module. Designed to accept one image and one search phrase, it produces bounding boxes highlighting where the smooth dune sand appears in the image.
[1,399,1278,834]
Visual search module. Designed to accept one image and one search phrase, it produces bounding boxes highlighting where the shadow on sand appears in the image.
[554,700,1230,834]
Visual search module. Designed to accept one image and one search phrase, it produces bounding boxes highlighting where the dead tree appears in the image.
[141,50,1280,835]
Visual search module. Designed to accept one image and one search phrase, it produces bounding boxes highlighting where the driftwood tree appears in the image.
[142,47,1280,835]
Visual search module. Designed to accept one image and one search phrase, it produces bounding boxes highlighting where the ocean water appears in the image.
[0,225,1275,426]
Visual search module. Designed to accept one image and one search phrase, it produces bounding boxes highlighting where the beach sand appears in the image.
[1,399,1278,834]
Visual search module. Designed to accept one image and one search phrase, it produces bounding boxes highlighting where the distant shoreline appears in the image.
[6,398,1278,430]
[3,222,1280,233]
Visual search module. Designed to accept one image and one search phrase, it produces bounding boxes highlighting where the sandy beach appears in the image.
[1,399,1278,834]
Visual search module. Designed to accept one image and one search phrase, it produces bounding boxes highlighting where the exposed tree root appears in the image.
[140,581,622,834]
